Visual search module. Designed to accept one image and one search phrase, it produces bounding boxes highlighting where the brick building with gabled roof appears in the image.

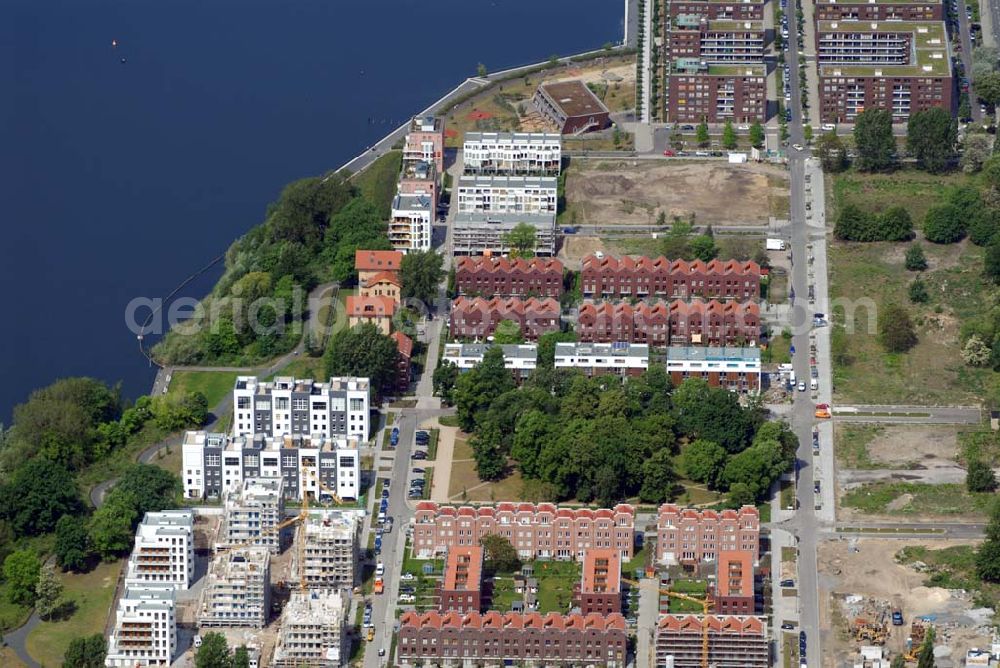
[455,256,564,298]
[581,254,761,301]
[711,550,757,615]
[656,504,760,566]
[655,614,768,668]
[449,296,560,341]
[345,295,395,335]
[390,331,413,394]
[576,300,760,347]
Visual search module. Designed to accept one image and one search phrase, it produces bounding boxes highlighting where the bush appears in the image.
[878,303,917,353]
[834,204,913,242]
[922,204,966,243]
[904,244,928,271]
[908,279,929,304]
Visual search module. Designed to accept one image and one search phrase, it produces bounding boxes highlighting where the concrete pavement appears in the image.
[833,405,982,424]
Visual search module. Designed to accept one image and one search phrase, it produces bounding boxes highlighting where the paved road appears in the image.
[956,0,983,123]
[988,0,1000,46]
[833,405,982,424]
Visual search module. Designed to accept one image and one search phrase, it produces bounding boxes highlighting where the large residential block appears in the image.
[232,375,370,442]
[455,175,558,215]
[452,211,557,257]
[656,504,760,565]
[712,550,757,615]
[531,80,611,135]
[439,546,483,613]
[449,296,560,341]
[299,509,364,590]
[573,548,622,615]
[655,614,768,668]
[463,132,562,176]
[273,589,347,668]
[197,547,270,629]
[816,20,952,122]
[218,477,283,553]
[455,256,564,298]
[398,611,627,667]
[554,342,650,378]
[412,502,636,561]
[668,61,767,122]
[667,0,765,20]
[442,343,538,382]
[105,585,177,668]
[125,510,194,591]
[581,255,761,301]
[668,17,764,62]
[814,0,943,23]
[577,300,760,347]
[403,115,445,174]
[182,431,361,502]
[389,192,433,253]
[665,346,762,393]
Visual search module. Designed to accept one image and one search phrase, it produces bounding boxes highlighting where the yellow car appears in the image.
[367,627,375,642]
[815,409,831,419]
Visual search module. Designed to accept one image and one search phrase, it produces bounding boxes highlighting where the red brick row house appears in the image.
[398,611,627,667]
[655,614,768,668]
[390,331,413,395]
[577,300,760,347]
[455,256,564,298]
[573,548,622,616]
[412,502,636,561]
[656,504,760,566]
[581,255,761,301]
[449,296,560,341]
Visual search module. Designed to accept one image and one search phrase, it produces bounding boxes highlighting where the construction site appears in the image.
[272,589,348,668]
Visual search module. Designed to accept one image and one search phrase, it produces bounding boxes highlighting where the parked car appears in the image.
[780,579,795,587]
[401,573,415,581]
[412,468,425,474]
[781,622,795,630]
[663,149,676,156]
[797,381,807,392]
[412,451,427,460]
[399,594,416,603]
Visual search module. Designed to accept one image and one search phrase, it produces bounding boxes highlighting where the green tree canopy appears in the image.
[967,457,998,493]
[905,244,928,271]
[0,458,84,537]
[696,121,710,147]
[853,109,896,172]
[36,564,64,620]
[976,71,1000,106]
[150,391,208,431]
[481,534,521,573]
[907,107,956,173]
[922,203,966,243]
[400,250,444,304]
[454,347,516,432]
[492,319,524,344]
[502,223,538,258]
[816,131,847,172]
[3,549,41,605]
[672,379,751,452]
[682,439,728,489]
[722,120,737,150]
[433,361,460,405]
[323,322,398,392]
[195,632,231,668]
[89,491,140,560]
[749,122,765,149]
[62,635,106,668]
[113,464,181,519]
[639,449,679,503]
[878,303,917,353]
[55,515,92,572]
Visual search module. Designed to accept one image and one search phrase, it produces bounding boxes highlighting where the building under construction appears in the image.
[655,614,769,668]
[197,547,271,629]
[219,477,284,553]
[298,509,364,590]
[272,589,347,668]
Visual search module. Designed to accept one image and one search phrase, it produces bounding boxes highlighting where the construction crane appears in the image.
[622,578,714,668]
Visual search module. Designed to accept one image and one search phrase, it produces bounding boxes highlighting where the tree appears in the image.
[878,207,914,241]
[962,133,992,173]
[689,235,718,261]
[976,71,1000,106]
[36,564,64,620]
[977,502,1000,581]
[537,331,577,368]
[0,458,84,537]
[3,549,40,605]
[89,491,139,560]
[905,244,928,271]
[502,222,538,258]
[878,303,917,353]
[967,457,998,493]
[113,464,180,519]
[816,131,847,172]
[454,347,515,432]
[722,120,737,150]
[400,250,444,304]
[722,439,786,503]
[231,646,250,668]
[433,361,459,405]
[696,121,710,148]
[55,515,92,572]
[682,440,728,488]
[908,279,929,304]
[671,379,750,452]
[803,124,813,144]
[969,208,1000,245]
[476,63,488,78]
[962,335,992,366]
[922,203,966,243]
[324,322,398,392]
[749,122,765,149]
[492,319,524,344]
[480,534,520,573]
[195,632,230,668]
[916,625,936,668]
[986,236,1000,282]
[63,635,106,668]
[853,109,896,172]
[639,449,678,503]
[907,107,956,173]
[150,391,208,430]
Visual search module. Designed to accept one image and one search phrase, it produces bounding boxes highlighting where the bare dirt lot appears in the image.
[562,160,788,230]
[819,538,993,668]
[837,425,967,487]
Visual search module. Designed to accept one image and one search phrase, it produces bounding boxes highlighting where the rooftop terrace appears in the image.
[817,20,950,77]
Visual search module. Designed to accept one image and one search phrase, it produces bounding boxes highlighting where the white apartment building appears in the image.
[455,175,558,215]
[389,192,433,253]
[125,510,194,591]
[105,584,176,667]
[442,343,538,381]
[232,375,370,443]
[299,509,364,589]
[218,477,284,553]
[197,547,271,629]
[182,431,361,502]
[273,589,347,668]
[463,132,562,176]
[665,346,762,393]
[554,342,650,377]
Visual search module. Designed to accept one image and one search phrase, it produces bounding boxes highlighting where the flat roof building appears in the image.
[554,342,650,377]
[814,0,943,22]
[668,0,766,21]
[219,477,284,553]
[456,175,558,215]
[532,80,612,135]
[655,614,768,668]
[439,545,483,613]
[574,548,622,615]
[665,346,762,393]
[712,550,756,615]
[442,343,538,381]
[125,510,194,591]
[197,547,271,629]
[463,132,562,175]
[105,584,176,667]
[298,509,364,590]
[403,115,445,175]
[273,589,347,668]
[452,211,557,257]
[389,192,433,253]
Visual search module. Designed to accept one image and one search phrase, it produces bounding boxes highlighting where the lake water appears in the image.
[0,0,623,421]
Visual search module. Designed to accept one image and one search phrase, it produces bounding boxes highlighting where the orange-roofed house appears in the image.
[711,550,757,615]
[354,250,403,287]
[390,331,413,394]
[573,548,622,615]
[580,254,761,301]
[455,256,564,298]
[438,546,483,613]
[346,295,395,335]
[655,614,768,668]
[359,271,401,306]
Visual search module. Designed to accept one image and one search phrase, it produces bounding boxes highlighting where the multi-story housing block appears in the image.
[554,342,650,377]
[442,343,538,382]
[439,546,483,613]
[455,256,564,298]
[452,211,557,257]
[396,159,438,210]
[403,115,445,175]
[197,547,271,629]
[398,611,626,667]
[463,132,562,175]
[667,0,765,20]
[655,614,768,668]
[668,60,767,122]
[182,431,361,502]
[814,0,943,22]
[711,550,757,615]
[125,510,194,591]
[577,300,760,347]
[273,589,347,668]
[531,80,612,134]
[105,584,176,667]
[665,346,762,392]
[656,504,760,565]
[389,191,433,253]
[816,20,952,122]
[573,548,622,615]
[219,477,284,553]
[581,255,761,301]
[345,294,395,335]
[232,375,370,442]
[668,17,764,62]
[412,502,636,561]
[449,296,561,341]
[391,330,414,393]
[455,175,558,215]
[299,509,364,590]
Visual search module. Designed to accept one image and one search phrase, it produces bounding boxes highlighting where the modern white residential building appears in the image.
[299,509,365,589]
[232,375,370,443]
[125,510,194,591]
[455,175,558,215]
[452,211,557,257]
[197,547,271,629]
[182,431,361,502]
[218,477,284,553]
[389,192,433,253]
[442,343,538,382]
[463,132,562,176]
[554,342,650,377]
[273,589,348,668]
[665,346,762,393]
[105,584,176,667]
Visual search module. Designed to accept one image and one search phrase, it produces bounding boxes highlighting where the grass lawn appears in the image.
[960,429,1000,466]
[150,440,183,476]
[0,648,28,668]
[26,560,123,667]
[490,575,521,612]
[780,479,795,509]
[897,544,1000,609]
[438,415,460,428]
[274,355,326,381]
[763,332,792,365]
[841,482,991,517]
[623,546,648,576]
[667,579,709,613]
[534,560,582,614]
[0,583,32,632]
[834,424,883,469]
[168,370,240,407]
[674,477,725,507]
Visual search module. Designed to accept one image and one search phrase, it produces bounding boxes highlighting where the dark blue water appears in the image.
[0,0,622,422]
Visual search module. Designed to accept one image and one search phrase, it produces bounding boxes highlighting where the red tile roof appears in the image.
[355,250,403,273]
[400,610,627,632]
[456,256,564,275]
[392,331,413,357]
[346,295,396,318]
[363,271,401,288]
[415,501,635,520]
[657,614,766,636]
[450,296,560,318]
[716,550,754,598]
[581,254,760,277]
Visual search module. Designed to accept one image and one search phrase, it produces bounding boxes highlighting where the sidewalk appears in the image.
[427,420,457,502]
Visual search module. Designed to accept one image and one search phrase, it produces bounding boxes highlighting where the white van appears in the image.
[810,378,818,391]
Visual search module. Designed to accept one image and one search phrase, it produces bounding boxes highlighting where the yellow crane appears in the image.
[622,578,714,668]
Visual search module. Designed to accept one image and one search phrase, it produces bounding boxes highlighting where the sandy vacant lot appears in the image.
[563,160,787,229]
[819,538,992,668]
